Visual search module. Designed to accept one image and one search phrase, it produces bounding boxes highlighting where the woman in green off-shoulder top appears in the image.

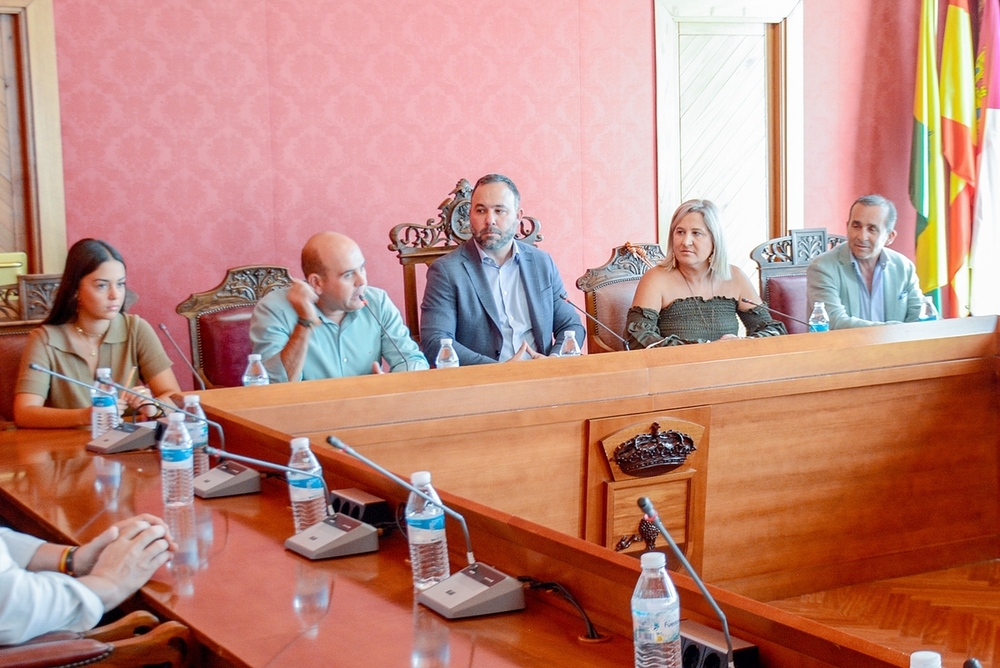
[625,199,786,349]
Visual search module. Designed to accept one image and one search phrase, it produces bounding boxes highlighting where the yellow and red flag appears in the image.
[940,0,976,317]
[910,0,948,307]
[970,0,1000,315]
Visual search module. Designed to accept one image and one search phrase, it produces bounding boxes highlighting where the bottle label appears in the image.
[92,395,115,408]
[288,475,324,501]
[161,446,193,469]
[632,608,680,644]
[808,322,829,333]
[185,422,208,447]
[407,513,445,544]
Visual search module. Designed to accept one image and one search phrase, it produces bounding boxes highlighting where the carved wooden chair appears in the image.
[0,610,193,668]
[387,178,543,341]
[575,243,665,352]
[749,228,846,334]
[176,265,292,388]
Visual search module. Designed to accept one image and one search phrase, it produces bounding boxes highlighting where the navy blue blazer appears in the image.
[419,239,584,365]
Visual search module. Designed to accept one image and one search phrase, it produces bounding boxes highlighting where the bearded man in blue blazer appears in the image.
[420,174,584,366]
[806,194,924,329]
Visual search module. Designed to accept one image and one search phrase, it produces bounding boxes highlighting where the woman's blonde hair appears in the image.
[660,199,731,281]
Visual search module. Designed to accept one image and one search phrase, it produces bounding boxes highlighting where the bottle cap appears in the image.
[411,470,431,486]
[440,338,452,345]
[290,437,310,450]
[248,353,261,361]
[640,552,666,569]
[909,652,942,668]
[96,367,112,379]
[564,330,576,338]
[167,412,186,423]
[183,395,200,404]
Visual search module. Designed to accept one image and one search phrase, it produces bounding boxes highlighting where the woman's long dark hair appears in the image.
[44,239,127,326]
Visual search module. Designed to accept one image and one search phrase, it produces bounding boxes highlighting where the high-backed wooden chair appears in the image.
[176,265,292,388]
[576,243,665,353]
[749,228,846,334]
[388,178,543,342]
[0,610,193,668]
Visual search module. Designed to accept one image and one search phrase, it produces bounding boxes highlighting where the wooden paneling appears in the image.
[199,316,1000,614]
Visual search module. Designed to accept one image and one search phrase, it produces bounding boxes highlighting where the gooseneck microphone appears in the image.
[327,435,472,565]
[739,298,809,327]
[158,323,206,391]
[360,297,410,372]
[637,497,735,668]
[203,445,378,559]
[327,435,525,619]
[102,378,225,451]
[560,294,630,350]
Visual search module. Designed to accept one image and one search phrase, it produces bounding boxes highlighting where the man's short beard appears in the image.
[474,226,517,251]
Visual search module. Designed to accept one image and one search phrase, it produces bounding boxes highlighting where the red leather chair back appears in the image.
[197,306,254,388]
[0,330,31,423]
[766,274,809,334]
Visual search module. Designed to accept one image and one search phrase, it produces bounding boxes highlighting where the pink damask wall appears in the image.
[52,0,917,387]
[53,0,655,385]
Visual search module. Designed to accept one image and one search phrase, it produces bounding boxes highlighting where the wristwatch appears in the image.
[297,317,317,329]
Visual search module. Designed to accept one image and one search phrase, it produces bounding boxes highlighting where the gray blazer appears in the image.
[806,243,923,329]
[420,239,584,365]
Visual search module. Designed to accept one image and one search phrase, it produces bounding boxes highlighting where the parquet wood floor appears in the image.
[768,560,1000,667]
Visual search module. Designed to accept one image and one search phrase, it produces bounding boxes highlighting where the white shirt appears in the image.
[850,252,888,323]
[0,528,103,645]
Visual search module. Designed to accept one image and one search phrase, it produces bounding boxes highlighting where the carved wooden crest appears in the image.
[176,266,292,317]
[751,228,846,267]
[576,242,665,293]
[387,178,543,258]
[611,422,696,478]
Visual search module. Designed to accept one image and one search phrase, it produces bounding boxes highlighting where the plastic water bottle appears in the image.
[918,296,939,321]
[160,412,194,506]
[558,330,582,356]
[909,651,942,668]
[435,339,459,369]
[405,471,449,591]
[632,551,681,668]
[286,437,327,533]
[242,353,269,386]
[183,395,210,476]
[808,301,830,332]
[90,367,120,438]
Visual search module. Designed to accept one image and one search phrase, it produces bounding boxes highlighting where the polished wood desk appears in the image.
[0,429,908,668]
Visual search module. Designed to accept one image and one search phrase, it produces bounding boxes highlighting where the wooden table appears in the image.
[0,430,911,667]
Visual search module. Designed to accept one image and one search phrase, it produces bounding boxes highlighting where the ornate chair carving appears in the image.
[576,243,665,352]
[749,228,846,334]
[0,610,193,668]
[387,178,543,341]
[176,265,292,388]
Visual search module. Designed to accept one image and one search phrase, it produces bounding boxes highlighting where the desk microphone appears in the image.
[560,294,630,350]
[158,323,206,391]
[327,435,525,619]
[204,446,378,559]
[28,363,159,454]
[638,497,735,668]
[739,298,809,327]
[100,379,264,499]
[360,297,410,372]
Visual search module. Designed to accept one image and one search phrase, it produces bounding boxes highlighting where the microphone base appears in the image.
[194,461,261,498]
[417,563,525,619]
[284,514,379,559]
[86,423,157,454]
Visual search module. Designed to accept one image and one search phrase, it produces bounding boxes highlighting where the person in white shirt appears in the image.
[0,514,174,645]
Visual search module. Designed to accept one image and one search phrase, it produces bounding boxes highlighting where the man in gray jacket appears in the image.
[806,194,924,329]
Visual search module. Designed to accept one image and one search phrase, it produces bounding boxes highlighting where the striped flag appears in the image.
[970,0,1000,315]
[940,0,976,317]
[910,0,949,307]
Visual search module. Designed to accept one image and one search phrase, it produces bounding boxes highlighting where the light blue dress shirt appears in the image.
[250,286,428,382]
[476,243,537,361]
[850,252,888,323]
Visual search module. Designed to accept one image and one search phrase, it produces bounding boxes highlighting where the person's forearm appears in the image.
[76,574,126,611]
[14,404,90,429]
[24,542,71,572]
[278,327,312,381]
